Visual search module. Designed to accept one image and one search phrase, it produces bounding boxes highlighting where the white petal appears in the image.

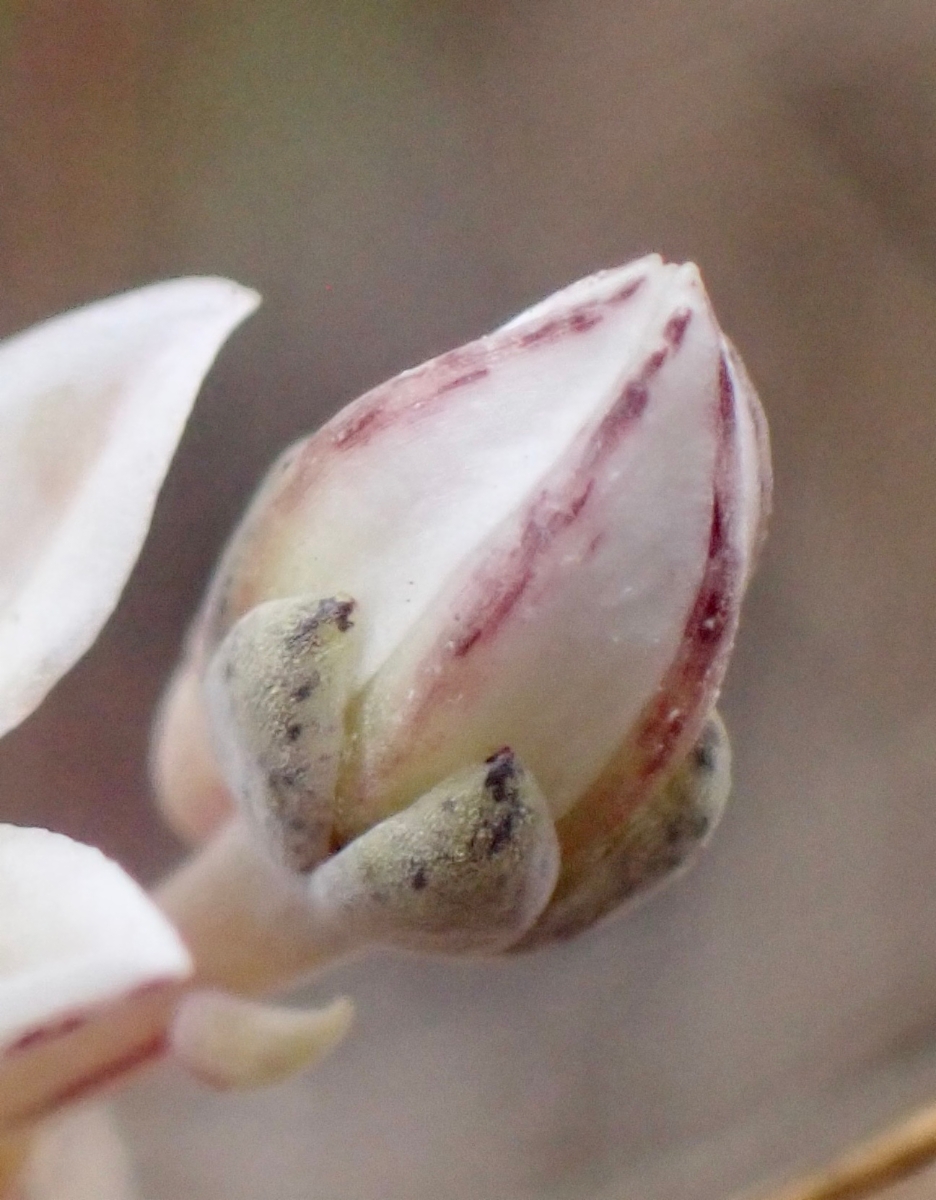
[0,826,191,1130]
[198,256,665,683]
[350,263,724,825]
[0,278,259,737]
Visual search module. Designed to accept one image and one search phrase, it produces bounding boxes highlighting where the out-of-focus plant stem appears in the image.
[0,1129,30,1200]
[742,1098,936,1200]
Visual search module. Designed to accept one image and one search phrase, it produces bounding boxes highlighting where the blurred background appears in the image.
[2,1,936,1197]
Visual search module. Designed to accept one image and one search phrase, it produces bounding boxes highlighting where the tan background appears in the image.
[2,2,936,1197]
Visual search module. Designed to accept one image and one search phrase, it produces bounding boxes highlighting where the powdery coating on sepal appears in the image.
[0,277,259,738]
[306,749,560,953]
[206,596,358,873]
[517,711,731,948]
[0,827,191,1132]
[169,991,353,1090]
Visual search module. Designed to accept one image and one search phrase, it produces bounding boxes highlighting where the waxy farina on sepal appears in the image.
[155,254,771,996]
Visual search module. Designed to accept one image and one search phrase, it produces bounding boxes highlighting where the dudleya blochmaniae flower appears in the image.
[0,279,348,1192]
[0,257,770,1196]
[154,254,770,1014]
[0,280,254,1117]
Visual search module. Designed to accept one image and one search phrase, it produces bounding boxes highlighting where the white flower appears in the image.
[154,256,771,1003]
[0,279,311,1192]
[0,257,770,1193]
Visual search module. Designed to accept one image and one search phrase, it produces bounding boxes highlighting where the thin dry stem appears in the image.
[0,1130,31,1199]
[744,1098,936,1200]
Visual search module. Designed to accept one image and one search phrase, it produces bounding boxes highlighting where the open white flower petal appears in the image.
[0,826,191,1131]
[0,278,259,738]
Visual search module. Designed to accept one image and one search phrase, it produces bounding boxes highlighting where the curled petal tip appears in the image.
[0,277,258,737]
[170,991,354,1091]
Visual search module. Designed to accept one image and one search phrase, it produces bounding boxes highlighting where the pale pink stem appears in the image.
[157,819,348,997]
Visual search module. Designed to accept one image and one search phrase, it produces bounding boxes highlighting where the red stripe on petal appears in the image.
[5,1014,87,1055]
[557,348,744,858]
[664,308,692,349]
[609,277,648,305]
[446,329,679,664]
[25,1033,168,1122]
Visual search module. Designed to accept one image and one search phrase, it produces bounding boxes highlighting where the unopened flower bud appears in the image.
[156,255,770,975]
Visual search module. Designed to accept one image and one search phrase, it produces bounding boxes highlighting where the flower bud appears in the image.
[158,254,770,967]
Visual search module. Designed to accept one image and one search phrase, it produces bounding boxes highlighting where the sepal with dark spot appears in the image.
[205,595,358,873]
[306,749,560,953]
[514,712,731,948]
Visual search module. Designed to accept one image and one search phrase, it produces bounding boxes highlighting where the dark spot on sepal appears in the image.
[286,597,355,649]
[484,748,518,803]
[291,676,318,703]
[328,599,355,632]
[268,766,308,791]
[693,731,717,773]
[469,804,518,862]
[411,864,429,890]
[486,808,516,856]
